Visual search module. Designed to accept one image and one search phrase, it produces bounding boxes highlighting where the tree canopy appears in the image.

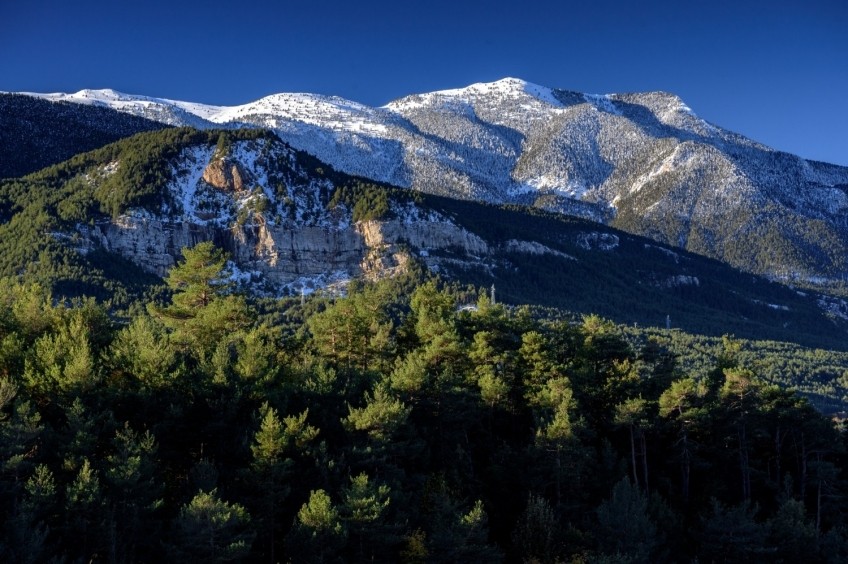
[1,244,847,562]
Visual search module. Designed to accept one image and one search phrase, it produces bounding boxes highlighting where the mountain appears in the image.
[0,93,167,178]
[21,79,848,285]
[2,126,848,351]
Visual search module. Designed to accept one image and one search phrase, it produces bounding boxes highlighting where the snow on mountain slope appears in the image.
[22,78,848,281]
[26,88,219,129]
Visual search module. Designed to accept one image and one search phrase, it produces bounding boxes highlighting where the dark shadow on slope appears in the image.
[421,193,848,351]
[0,94,169,179]
[612,100,714,146]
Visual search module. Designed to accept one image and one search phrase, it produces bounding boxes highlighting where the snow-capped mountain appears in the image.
[20,78,848,282]
[5,124,845,349]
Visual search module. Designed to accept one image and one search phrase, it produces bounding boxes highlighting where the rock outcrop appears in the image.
[202,158,248,192]
[82,211,495,292]
[70,135,584,294]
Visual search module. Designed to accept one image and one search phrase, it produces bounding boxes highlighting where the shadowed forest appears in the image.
[2,242,848,562]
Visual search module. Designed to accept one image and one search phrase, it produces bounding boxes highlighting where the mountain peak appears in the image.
[23,88,133,105]
[384,76,563,112]
[73,88,125,99]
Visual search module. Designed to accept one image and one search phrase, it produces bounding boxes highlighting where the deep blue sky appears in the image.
[2,0,846,165]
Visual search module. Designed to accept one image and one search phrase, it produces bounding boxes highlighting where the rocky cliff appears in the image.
[65,134,500,294]
[81,209,498,294]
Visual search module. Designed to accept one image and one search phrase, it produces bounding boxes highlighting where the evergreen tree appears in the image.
[698,499,768,562]
[172,489,254,562]
[658,377,707,505]
[340,472,396,562]
[286,489,347,563]
[511,493,562,563]
[102,423,163,563]
[64,458,103,560]
[150,241,251,355]
[247,402,317,561]
[594,478,658,563]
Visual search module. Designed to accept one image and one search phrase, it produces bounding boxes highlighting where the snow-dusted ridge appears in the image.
[21,78,848,281]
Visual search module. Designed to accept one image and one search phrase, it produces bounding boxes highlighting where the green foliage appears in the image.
[341,473,397,562]
[109,314,177,389]
[344,384,411,442]
[173,489,254,562]
[329,179,420,222]
[0,271,847,562]
[594,478,658,563]
[163,240,232,311]
[150,241,252,358]
[286,489,347,563]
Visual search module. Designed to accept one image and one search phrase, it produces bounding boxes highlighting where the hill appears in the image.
[0,93,167,179]
[1,127,847,352]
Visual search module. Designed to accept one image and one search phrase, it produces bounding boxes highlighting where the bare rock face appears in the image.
[356,219,489,256]
[83,211,495,292]
[81,217,220,274]
[202,158,247,192]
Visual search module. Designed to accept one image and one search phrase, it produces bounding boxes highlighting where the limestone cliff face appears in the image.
[83,211,493,291]
[74,138,508,293]
[356,219,489,256]
[81,216,218,275]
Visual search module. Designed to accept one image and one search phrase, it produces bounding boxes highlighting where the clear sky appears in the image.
[2,0,846,165]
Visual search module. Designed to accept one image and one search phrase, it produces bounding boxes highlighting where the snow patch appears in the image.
[818,296,848,321]
[583,94,621,116]
[502,239,575,260]
[644,244,682,263]
[518,176,588,199]
[658,275,699,288]
[165,145,218,222]
[576,232,619,251]
[282,270,353,297]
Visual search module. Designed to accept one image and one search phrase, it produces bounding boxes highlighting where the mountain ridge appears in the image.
[11,79,848,285]
[2,126,848,351]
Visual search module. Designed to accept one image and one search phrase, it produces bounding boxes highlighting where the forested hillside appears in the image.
[0,94,167,179]
[3,126,848,352]
[2,242,847,562]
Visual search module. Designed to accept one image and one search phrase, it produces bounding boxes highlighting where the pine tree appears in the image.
[172,489,254,562]
[340,473,396,562]
[102,423,163,563]
[64,458,103,560]
[286,489,347,563]
[150,242,251,356]
[248,402,318,561]
[594,478,657,563]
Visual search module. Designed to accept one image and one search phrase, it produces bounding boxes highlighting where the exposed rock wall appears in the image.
[82,212,494,290]
[82,216,218,274]
[356,219,489,256]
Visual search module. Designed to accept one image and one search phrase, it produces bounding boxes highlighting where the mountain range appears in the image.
[3,79,848,351]
[15,78,848,284]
